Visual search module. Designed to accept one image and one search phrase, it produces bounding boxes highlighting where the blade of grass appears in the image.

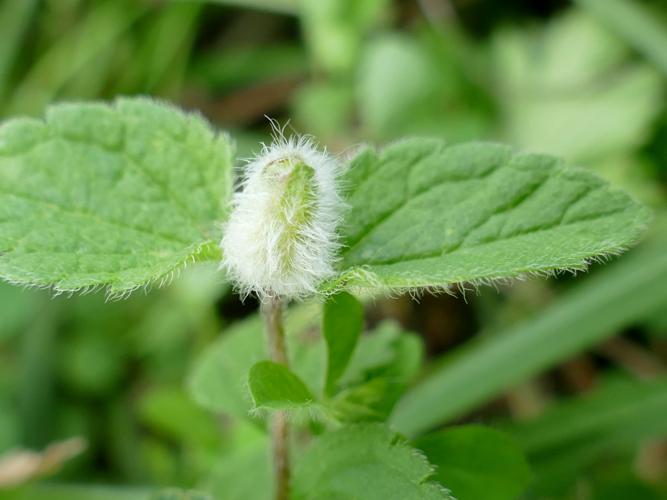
[502,376,667,493]
[8,0,148,115]
[180,0,298,15]
[575,0,667,77]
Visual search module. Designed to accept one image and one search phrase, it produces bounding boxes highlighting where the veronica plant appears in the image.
[0,97,651,500]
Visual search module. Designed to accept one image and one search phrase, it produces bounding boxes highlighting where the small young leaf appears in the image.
[327,139,650,293]
[187,303,321,419]
[291,424,453,500]
[323,291,364,395]
[0,97,232,295]
[248,361,315,411]
[416,425,532,500]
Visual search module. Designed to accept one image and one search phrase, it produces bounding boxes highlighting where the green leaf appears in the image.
[415,426,531,500]
[291,424,453,500]
[323,291,364,395]
[327,139,650,293]
[391,222,667,436]
[187,302,320,419]
[0,97,232,295]
[248,360,315,411]
[326,321,424,422]
[202,431,272,500]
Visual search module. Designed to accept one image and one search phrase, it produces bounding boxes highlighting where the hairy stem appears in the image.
[262,296,290,500]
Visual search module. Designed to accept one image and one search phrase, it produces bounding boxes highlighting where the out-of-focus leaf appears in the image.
[300,0,389,74]
[292,82,353,140]
[323,292,364,395]
[576,0,667,77]
[494,9,663,163]
[391,222,667,436]
[326,139,650,293]
[0,284,37,341]
[188,315,266,419]
[358,34,438,138]
[202,430,272,500]
[58,331,126,396]
[291,424,453,500]
[136,387,220,449]
[357,33,491,142]
[0,98,232,294]
[416,426,531,500]
[502,376,667,494]
[0,0,37,104]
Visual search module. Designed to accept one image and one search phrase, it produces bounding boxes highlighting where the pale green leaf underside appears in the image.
[328,139,650,291]
[0,97,232,294]
[292,424,452,500]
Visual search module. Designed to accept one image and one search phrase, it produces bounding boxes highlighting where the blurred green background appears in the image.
[0,0,665,499]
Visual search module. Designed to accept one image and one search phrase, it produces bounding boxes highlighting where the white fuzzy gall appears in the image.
[220,134,342,300]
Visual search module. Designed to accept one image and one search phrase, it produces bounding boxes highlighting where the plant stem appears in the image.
[262,296,290,500]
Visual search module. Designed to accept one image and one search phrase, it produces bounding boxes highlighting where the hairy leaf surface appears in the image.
[0,97,232,294]
[327,139,650,292]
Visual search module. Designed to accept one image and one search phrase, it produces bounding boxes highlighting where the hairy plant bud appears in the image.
[221,135,342,300]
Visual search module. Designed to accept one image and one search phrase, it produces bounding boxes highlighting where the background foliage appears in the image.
[0,0,665,499]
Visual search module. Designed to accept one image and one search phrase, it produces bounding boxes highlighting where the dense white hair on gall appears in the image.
[220,127,343,300]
